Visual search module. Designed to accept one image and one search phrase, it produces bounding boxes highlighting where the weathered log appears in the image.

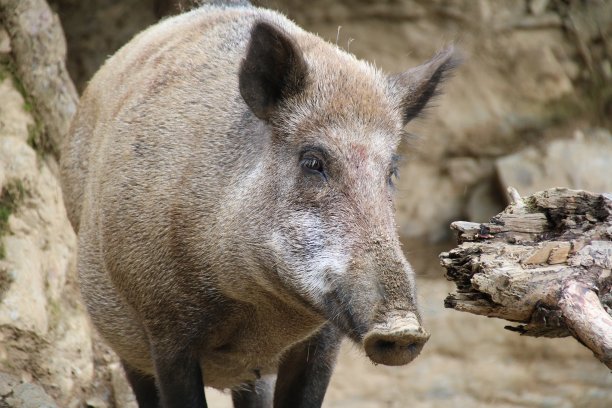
[440,187,612,368]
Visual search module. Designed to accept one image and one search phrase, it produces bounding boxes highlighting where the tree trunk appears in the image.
[440,187,612,369]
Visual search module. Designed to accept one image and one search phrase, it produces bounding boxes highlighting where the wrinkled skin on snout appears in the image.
[61,4,458,407]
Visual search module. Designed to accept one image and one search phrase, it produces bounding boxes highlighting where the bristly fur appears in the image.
[200,0,252,7]
[60,3,456,406]
[388,45,462,125]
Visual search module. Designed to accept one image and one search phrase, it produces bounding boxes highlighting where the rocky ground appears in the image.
[1,0,611,406]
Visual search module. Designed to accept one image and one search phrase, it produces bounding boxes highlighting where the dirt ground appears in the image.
[204,241,612,407]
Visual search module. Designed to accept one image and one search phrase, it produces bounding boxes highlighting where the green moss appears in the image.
[522,196,539,213]
[8,67,29,104]
[22,100,34,113]
[47,298,62,327]
[0,180,26,260]
[0,56,55,158]
[8,66,35,114]
[27,121,47,159]
[0,58,35,117]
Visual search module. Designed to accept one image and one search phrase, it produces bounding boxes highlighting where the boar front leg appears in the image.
[122,360,160,408]
[153,349,207,408]
[273,323,342,408]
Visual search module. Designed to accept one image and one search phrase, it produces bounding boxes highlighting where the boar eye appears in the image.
[301,157,324,173]
[388,167,399,187]
[388,154,401,187]
[300,147,329,180]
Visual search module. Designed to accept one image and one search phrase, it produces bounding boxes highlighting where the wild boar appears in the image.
[60,1,458,407]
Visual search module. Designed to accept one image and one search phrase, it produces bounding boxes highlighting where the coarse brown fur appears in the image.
[60,2,458,406]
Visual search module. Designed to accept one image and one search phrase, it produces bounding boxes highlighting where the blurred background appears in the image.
[0,0,611,406]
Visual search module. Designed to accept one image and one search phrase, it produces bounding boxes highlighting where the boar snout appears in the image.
[363,311,430,366]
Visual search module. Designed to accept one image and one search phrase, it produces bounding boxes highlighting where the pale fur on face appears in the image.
[270,211,350,308]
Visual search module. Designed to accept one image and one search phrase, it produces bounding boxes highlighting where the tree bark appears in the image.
[440,187,612,369]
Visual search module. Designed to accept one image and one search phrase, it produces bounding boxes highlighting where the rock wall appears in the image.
[0,2,91,405]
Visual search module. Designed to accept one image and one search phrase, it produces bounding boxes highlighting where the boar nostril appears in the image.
[373,338,422,352]
[364,332,428,366]
[376,339,396,351]
[362,312,430,366]
[371,335,426,353]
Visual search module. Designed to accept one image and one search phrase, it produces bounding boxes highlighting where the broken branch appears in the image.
[441,188,612,368]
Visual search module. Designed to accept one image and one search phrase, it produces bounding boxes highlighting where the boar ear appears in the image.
[239,21,308,121]
[388,46,460,125]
